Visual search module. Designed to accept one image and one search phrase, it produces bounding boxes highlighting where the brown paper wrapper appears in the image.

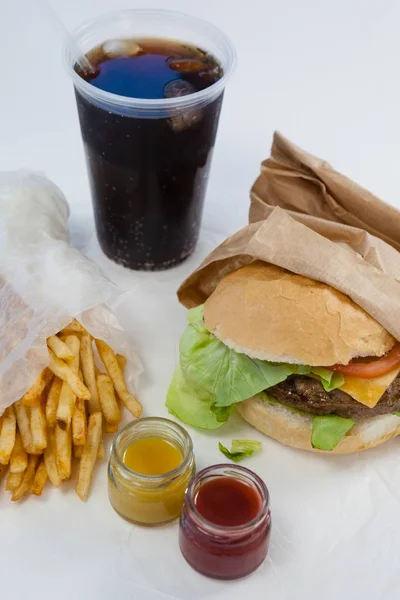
[250,132,400,251]
[178,133,400,341]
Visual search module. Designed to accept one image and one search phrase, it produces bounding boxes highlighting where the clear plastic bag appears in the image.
[0,171,142,413]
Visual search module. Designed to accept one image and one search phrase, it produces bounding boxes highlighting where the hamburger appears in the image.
[166,262,400,454]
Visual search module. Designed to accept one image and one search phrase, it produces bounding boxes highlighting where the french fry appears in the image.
[12,454,39,501]
[65,336,81,372]
[72,367,88,447]
[55,424,72,480]
[74,445,83,458]
[80,335,100,414]
[48,349,90,400]
[45,377,62,428]
[104,421,118,434]
[21,368,52,407]
[116,354,127,373]
[10,432,28,473]
[31,459,48,496]
[97,374,120,426]
[44,429,62,487]
[0,331,136,503]
[56,336,81,429]
[94,364,103,377]
[0,463,7,481]
[56,383,75,430]
[30,397,47,453]
[6,471,24,492]
[97,440,105,459]
[0,406,16,465]
[76,412,102,501]
[95,340,142,418]
[59,319,87,336]
[72,399,87,446]
[47,335,74,360]
[74,440,103,458]
[14,402,32,452]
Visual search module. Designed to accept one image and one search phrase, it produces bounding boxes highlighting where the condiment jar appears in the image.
[108,417,195,525]
[179,464,271,579]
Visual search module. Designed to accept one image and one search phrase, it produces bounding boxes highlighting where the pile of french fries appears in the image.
[0,319,141,502]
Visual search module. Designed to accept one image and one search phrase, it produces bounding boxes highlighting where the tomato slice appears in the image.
[331,343,400,379]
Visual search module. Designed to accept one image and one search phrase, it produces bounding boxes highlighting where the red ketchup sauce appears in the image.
[179,464,271,580]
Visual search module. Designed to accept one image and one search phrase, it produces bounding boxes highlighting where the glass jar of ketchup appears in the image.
[179,464,271,580]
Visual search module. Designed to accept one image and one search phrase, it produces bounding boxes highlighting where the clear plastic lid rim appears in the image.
[64,9,236,118]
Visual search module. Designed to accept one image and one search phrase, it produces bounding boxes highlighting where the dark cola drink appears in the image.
[74,38,224,270]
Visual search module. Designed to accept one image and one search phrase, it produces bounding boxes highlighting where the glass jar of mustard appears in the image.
[108,417,195,525]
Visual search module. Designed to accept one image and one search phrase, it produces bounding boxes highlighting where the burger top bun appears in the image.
[203,262,395,367]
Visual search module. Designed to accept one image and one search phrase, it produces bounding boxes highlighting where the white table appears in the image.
[1,1,400,598]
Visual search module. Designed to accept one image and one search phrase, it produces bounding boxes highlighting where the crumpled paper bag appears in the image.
[178,132,400,341]
[250,131,400,251]
[0,171,142,412]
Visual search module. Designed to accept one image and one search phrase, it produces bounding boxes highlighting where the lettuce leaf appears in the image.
[211,404,233,422]
[311,367,345,392]
[394,412,400,417]
[187,304,205,324]
[167,306,346,431]
[218,440,262,463]
[180,306,311,408]
[266,394,355,451]
[166,365,226,429]
[311,415,355,451]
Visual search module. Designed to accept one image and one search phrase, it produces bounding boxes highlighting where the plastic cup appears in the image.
[64,9,236,270]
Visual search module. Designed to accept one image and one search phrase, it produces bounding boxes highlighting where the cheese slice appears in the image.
[338,366,400,408]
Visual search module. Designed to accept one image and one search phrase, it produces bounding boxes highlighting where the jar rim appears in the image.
[111,417,194,484]
[184,464,270,535]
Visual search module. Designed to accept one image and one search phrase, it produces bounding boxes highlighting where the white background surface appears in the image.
[1,0,400,599]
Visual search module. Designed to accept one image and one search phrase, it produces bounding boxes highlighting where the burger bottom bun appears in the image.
[236,394,400,454]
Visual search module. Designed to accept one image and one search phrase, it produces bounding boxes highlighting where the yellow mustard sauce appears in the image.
[108,418,195,525]
[124,437,183,475]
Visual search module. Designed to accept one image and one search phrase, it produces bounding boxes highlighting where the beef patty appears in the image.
[268,375,400,420]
